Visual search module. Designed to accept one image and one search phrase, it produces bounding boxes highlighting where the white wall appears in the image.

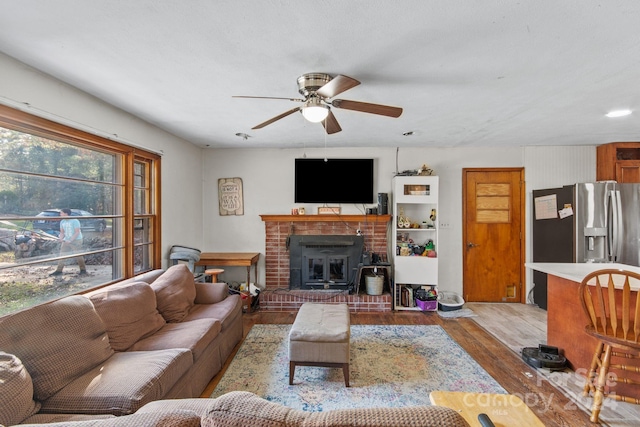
[203,146,497,290]
[1,52,598,299]
[0,53,204,266]
[203,145,597,297]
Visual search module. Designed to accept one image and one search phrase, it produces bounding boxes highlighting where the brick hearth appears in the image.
[259,214,392,312]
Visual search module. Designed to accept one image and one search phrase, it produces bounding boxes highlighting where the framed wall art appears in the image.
[218,177,244,216]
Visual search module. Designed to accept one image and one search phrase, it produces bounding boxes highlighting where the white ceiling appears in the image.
[0,1,638,149]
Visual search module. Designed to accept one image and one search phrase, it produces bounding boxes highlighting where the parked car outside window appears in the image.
[32,209,107,232]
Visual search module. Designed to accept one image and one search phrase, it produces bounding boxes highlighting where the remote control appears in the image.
[478,413,496,427]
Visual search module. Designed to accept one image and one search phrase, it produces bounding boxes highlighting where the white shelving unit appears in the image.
[392,176,439,311]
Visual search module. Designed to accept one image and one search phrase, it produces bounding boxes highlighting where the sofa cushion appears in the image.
[88,281,166,351]
[137,398,216,417]
[0,352,41,426]
[203,391,308,427]
[0,295,114,401]
[40,349,193,416]
[194,282,228,304]
[201,391,470,427]
[18,410,201,427]
[302,406,472,426]
[151,264,197,322]
[129,318,221,360]
[184,294,242,331]
[20,413,115,424]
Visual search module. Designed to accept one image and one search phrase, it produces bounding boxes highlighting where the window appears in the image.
[0,105,161,316]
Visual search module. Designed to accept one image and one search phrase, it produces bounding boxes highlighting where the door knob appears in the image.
[467,242,479,248]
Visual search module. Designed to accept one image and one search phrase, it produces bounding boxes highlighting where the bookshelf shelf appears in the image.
[392,176,439,311]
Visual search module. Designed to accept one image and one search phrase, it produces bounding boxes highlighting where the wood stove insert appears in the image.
[289,235,364,290]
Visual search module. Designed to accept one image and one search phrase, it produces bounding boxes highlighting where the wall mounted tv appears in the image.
[294,158,374,204]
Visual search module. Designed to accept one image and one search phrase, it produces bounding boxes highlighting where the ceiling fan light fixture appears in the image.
[605,109,632,118]
[301,99,329,123]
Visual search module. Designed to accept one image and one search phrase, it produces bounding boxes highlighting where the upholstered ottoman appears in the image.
[288,303,351,387]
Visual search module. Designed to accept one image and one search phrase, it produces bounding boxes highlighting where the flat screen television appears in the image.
[294,158,374,204]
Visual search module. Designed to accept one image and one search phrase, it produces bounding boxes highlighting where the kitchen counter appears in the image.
[526,262,640,283]
[526,262,640,398]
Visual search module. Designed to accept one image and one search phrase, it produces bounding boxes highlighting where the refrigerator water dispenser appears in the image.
[583,227,607,262]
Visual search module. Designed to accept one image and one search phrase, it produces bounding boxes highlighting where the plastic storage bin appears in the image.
[415,299,437,311]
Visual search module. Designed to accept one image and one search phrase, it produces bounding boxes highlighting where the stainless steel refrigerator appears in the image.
[531,182,640,308]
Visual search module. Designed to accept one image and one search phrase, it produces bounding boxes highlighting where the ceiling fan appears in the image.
[233,73,403,134]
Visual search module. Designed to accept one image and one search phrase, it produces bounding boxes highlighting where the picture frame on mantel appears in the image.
[318,206,341,215]
[218,177,244,216]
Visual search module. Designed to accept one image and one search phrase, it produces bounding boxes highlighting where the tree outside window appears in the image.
[0,106,160,316]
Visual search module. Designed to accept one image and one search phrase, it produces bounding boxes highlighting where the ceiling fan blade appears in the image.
[322,110,342,134]
[252,106,301,129]
[331,99,403,118]
[316,75,360,99]
[233,95,304,102]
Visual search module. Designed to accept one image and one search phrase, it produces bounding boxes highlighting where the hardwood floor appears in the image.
[202,309,596,426]
[466,302,547,354]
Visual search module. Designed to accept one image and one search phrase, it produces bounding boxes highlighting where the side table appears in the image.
[196,252,260,313]
[355,264,392,295]
[195,252,259,288]
[429,391,545,427]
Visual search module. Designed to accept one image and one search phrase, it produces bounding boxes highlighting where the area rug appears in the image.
[211,324,506,412]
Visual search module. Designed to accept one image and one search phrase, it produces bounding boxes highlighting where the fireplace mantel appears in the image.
[260,213,392,311]
[260,214,391,223]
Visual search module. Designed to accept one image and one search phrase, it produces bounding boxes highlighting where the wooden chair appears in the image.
[579,269,640,423]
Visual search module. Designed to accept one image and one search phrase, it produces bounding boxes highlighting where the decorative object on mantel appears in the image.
[318,206,341,215]
[298,207,306,215]
[218,178,244,216]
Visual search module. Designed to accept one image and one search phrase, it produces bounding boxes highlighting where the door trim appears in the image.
[462,167,526,303]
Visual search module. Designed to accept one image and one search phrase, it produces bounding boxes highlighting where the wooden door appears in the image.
[462,168,524,302]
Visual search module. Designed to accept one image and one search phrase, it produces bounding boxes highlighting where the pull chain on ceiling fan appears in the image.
[233,73,403,134]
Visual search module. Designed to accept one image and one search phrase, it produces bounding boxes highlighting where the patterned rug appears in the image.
[211,324,506,411]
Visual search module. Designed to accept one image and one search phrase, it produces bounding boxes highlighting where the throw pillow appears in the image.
[89,282,166,351]
[151,264,196,322]
[0,352,41,426]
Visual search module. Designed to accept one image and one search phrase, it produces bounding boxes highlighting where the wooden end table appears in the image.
[195,252,260,313]
[195,252,259,288]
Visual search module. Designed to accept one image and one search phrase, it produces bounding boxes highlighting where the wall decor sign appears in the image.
[218,178,244,216]
[318,206,341,215]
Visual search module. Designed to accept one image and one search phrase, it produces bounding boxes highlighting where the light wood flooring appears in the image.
[201,305,637,426]
[465,302,547,354]
[468,303,639,426]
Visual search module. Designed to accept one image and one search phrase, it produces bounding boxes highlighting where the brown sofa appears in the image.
[0,264,243,426]
[9,391,472,427]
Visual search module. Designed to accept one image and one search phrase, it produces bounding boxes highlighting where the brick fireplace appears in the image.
[259,214,392,311]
